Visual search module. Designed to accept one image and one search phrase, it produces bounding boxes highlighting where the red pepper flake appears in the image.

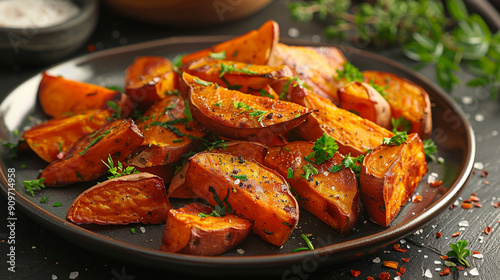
[472,169,475,175]
[378,272,390,280]
[436,232,442,238]
[450,203,456,210]
[452,232,461,237]
[473,202,482,208]
[351,270,361,277]
[483,227,492,234]
[440,267,451,276]
[383,261,398,269]
[86,44,96,52]
[462,198,472,203]
[393,244,407,253]
[481,170,489,177]
[494,201,500,208]
[470,195,480,202]
[461,202,472,209]
[399,267,406,274]
[471,192,476,196]
[401,258,410,263]
[485,181,490,185]
[473,251,481,254]
[456,266,465,271]
[429,180,443,187]
[440,255,449,260]
[367,277,375,280]
[412,195,422,202]
[396,272,401,276]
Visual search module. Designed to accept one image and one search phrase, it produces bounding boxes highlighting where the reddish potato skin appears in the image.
[264,142,359,234]
[41,119,144,187]
[125,56,179,109]
[360,133,427,227]
[23,109,112,163]
[363,71,432,139]
[38,72,133,118]
[186,152,299,247]
[66,173,171,225]
[167,141,268,198]
[181,73,311,144]
[161,203,252,256]
[181,20,279,65]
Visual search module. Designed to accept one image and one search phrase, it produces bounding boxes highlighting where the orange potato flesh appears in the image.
[270,43,346,103]
[38,72,133,118]
[23,109,112,163]
[167,141,268,199]
[181,20,279,65]
[161,203,252,256]
[125,56,179,109]
[186,151,299,247]
[41,119,144,187]
[126,95,206,168]
[290,85,393,157]
[66,173,171,225]
[338,81,392,129]
[181,72,311,144]
[264,142,359,234]
[363,71,432,138]
[360,133,427,227]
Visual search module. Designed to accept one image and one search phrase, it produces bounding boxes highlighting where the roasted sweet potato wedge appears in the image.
[66,173,171,225]
[23,109,112,163]
[38,72,133,118]
[40,119,144,187]
[186,151,299,247]
[182,20,279,65]
[264,142,359,234]
[363,71,432,138]
[126,95,206,168]
[181,57,292,93]
[181,73,311,144]
[338,81,392,129]
[161,203,252,256]
[269,43,346,103]
[290,85,393,157]
[360,133,427,227]
[125,56,179,109]
[167,141,268,198]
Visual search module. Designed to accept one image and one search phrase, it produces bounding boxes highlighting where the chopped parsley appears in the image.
[248,110,268,122]
[423,138,438,161]
[287,167,297,180]
[193,77,213,86]
[183,99,193,122]
[258,88,275,99]
[305,133,339,165]
[331,153,365,176]
[391,116,412,133]
[382,131,408,146]
[280,76,310,100]
[53,203,62,207]
[198,186,232,218]
[1,141,19,158]
[172,54,185,69]
[301,164,319,180]
[107,85,124,92]
[447,240,471,268]
[329,165,343,173]
[107,101,121,119]
[231,174,248,181]
[172,138,184,143]
[79,130,112,155]
[102,154,139,179]
[293,234,315,252]
[40,196,49,203]
[23,178,46,196]
[336,62,363,83]
[233,101,268,121]
[219,63,258,77]
[213,101,222,107]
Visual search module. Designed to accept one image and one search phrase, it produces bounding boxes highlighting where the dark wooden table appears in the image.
[1,1,499,279]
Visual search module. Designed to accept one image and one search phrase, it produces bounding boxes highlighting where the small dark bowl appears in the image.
[0,0,98,68]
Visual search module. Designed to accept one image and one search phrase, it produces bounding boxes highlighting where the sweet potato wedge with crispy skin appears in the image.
[38,72,133,118]
[186,151,299,247]
[125,56,179,109]
[41,119,144,187]
[181,57,292,93]
[66,173,171,225]
[23,109,112,163]
[167,141,268,198]
[290,84,393,157]
[181,73,311,144]
[126,95,206,168]
[269,43,346,103]
[360,133,427,227]
[181,20,279,65]
[161,203,252,256]
[264,142,359,234]
[338,81,392,129]
[363,71,432,138]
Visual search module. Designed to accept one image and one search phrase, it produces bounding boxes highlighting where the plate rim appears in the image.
[0,35,476,273]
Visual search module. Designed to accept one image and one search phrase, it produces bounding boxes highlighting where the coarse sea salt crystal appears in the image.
[400,239,406,244]
[372,257,381,263]
[469,268,479,276]
[474,114,485,122]
[52,275,57,280]
[458,220,469,227]
[237,248,245,254]
[140,227,146,233]
[69,271,79,279]
[288,27,300,38]
[424,269,433,278]
[435,268,441,271]
[473,253,484,259]
[434,261,441,264]
[394,276,401,280]
[474,162,484,170]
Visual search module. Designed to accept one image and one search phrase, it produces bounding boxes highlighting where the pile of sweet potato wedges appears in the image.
[23,20,432,256]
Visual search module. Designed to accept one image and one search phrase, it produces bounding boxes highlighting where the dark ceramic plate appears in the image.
[0,37,475,277]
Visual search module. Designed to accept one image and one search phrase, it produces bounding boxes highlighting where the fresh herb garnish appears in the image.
[131,228,136,234]
[382,131,408,146]
[102,154,139,179]
[336,62,363,83]
[391,116,412,133]
[172,54,185,69]
[209,50,226,59]
[329,165,343,173]
[446,240,471,267]
[213,101,222,107]
[53,203,62,207]
[219,63,258,77]
[198,186,233,218]
[79,130,111,155]
[40,196,49,203]
[339,153,364,176]
[258,89,275,99]
[231,174,248,181]
[280,76,310,100]
[75,171,85,182]
[1,141,19,158]
[166,89,181,96]
[107,101,121,119]
[107,85,124,92]
[248,110,268,122]
[301,164,319,180]
[183,99,193,122]
[23,178,46,196]
[305,133,339,165]
[287,167,297,180]
[193,77,213,86]
[292,234,315,252]
[423,138,438,161]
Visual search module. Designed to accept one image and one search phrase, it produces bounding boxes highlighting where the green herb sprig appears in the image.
[23,178,46,196]
[102,154,139,179]
[305,133,339,165]
[446,240,471,268]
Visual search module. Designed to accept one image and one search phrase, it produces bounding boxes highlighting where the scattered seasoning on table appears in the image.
[401,258,410,263]
[130,228,136,234]
[483,227,491,234]
[350,270,361,277]
[383,261,398,269]
[53,203,62,207]
[87,44,96,52]
[436,232,442,238]
[452,232,461,237]
[393,244,407,253]
[481,170,489,177]
[378,272,390,280]
[440,267,451,276]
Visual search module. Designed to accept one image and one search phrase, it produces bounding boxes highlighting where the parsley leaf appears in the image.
[306,133,338,165]
[391,116,412,133]
[193,77,213,86]
[102,154,139,179]
[301,164,319,180]
[336,62,363,83]
[423,138,438,161]
[329,165,343,173]
[219,63,258,77]
[341,153,364,177]
[107,101,121,119]
[280,76,311,100]
[382,131,408,146]
[183,99,193,122]
[199,186,233,218]
[23,178,46,196]
[447,240,471,267]
[231,174,248,181]
[287,167,297,180]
